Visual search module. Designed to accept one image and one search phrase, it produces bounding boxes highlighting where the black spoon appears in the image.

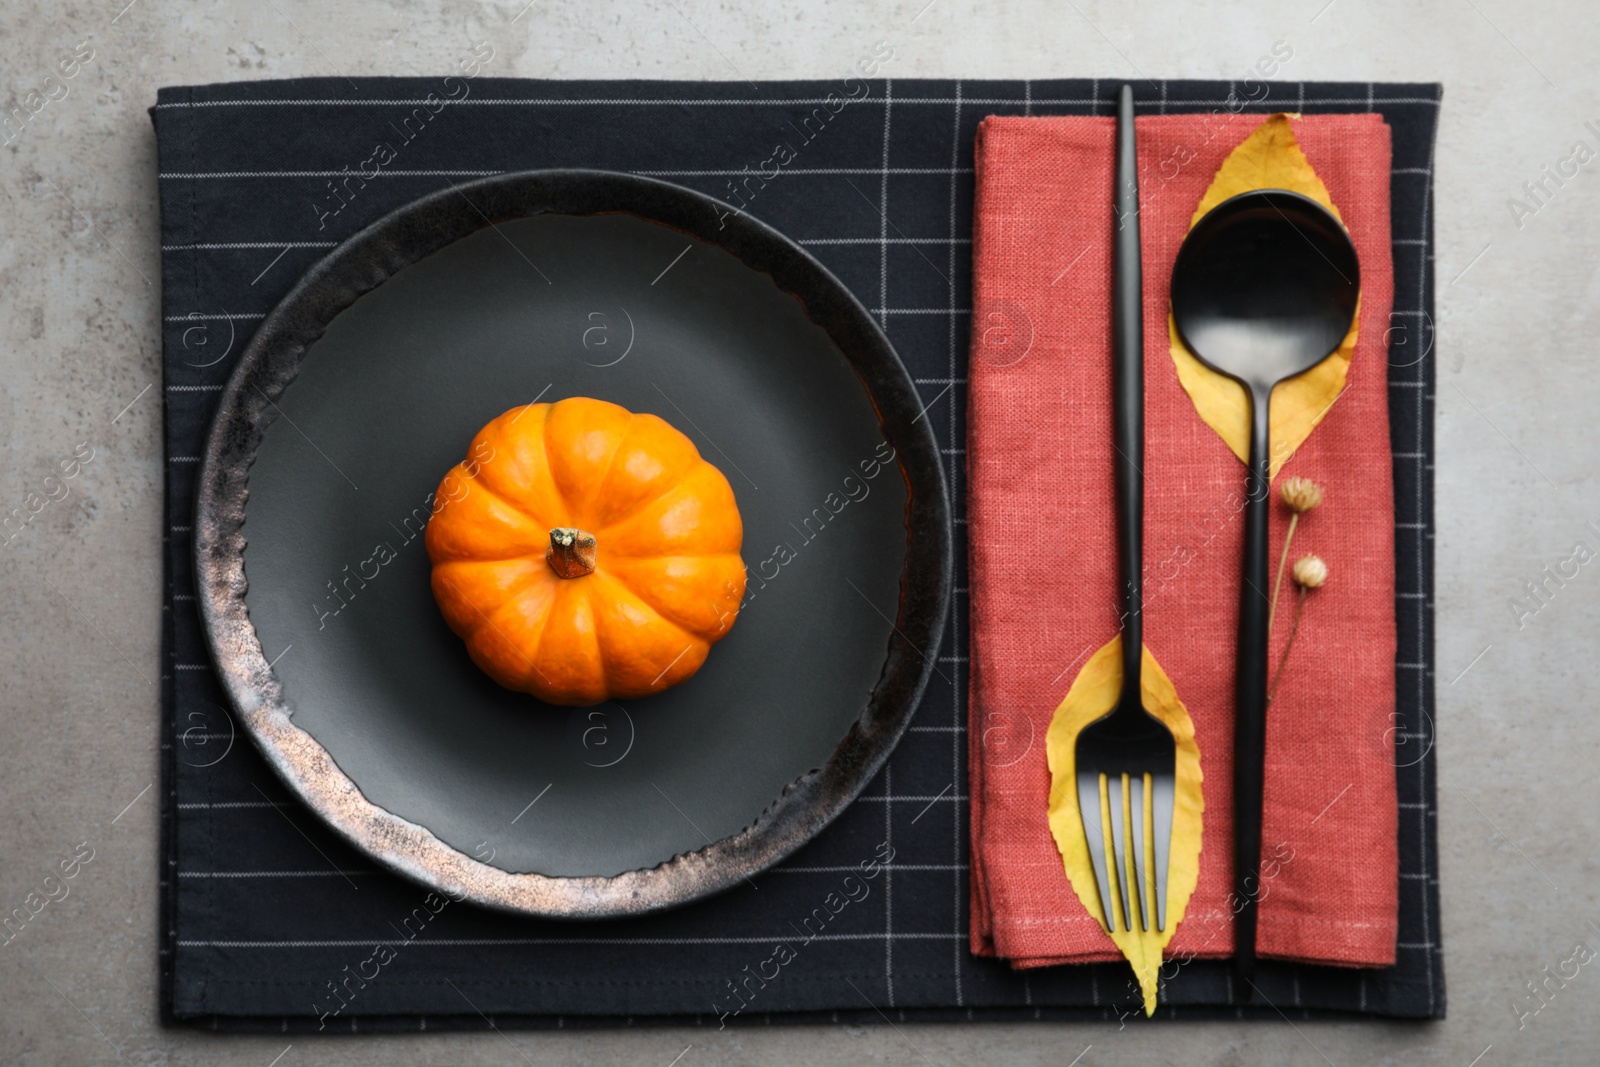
[1169,189,1359,1000]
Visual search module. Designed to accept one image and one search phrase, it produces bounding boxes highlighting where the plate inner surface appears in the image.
[242,213,907,878]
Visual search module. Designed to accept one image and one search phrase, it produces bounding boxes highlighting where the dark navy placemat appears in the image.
[154,78,1442,1029]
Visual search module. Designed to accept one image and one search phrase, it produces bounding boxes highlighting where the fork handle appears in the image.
[1231,385,1273,997]
[1113,83,1143,705]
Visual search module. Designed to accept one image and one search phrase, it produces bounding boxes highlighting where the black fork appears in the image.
[1073,85,1179,936]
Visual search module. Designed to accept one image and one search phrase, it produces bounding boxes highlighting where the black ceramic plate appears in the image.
[194,171,950,918]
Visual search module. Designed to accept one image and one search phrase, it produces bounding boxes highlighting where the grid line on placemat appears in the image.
[153,78,1442,1029]
[947,80,965,1012]
[880,78,896,1014]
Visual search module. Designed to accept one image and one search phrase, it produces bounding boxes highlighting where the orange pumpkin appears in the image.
[425,396,746,706]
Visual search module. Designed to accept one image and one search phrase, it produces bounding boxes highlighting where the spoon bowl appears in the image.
[1168,187,1358,1000]
[1172,189,1359,390]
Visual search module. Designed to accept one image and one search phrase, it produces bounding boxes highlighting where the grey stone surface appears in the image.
[1,0,1596,1063]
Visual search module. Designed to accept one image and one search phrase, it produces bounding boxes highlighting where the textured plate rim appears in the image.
[193,169,953,919]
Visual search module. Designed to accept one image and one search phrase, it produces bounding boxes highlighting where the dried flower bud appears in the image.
[1293,554,1328,589]
[1281,476,1324,514]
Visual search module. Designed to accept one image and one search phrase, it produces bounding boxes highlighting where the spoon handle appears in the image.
[1232,387,1272,995]
[1113,84,1143,704]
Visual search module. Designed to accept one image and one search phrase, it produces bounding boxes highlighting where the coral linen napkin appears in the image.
[967,112,1399,969]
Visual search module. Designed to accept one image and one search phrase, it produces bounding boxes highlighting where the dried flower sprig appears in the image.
[1267,477,1325,641]
[1292,554,1328,588]
[1269,553,1329,703]
[1281,476,1324,513]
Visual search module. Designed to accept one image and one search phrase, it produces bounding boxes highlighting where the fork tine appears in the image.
[1077,771,1115,931]
[1130,772,1150,932]
[1107,773,1133,932]
[1152,771,1175,931]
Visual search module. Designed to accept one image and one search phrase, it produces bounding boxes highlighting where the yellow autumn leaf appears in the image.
[1045,638,1203,1016]
[1169,113,1361,478]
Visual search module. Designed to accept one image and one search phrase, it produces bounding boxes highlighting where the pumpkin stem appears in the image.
[546,527,597,579]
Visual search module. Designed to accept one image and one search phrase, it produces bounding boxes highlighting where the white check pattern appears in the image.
[156,78,1441,1029]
